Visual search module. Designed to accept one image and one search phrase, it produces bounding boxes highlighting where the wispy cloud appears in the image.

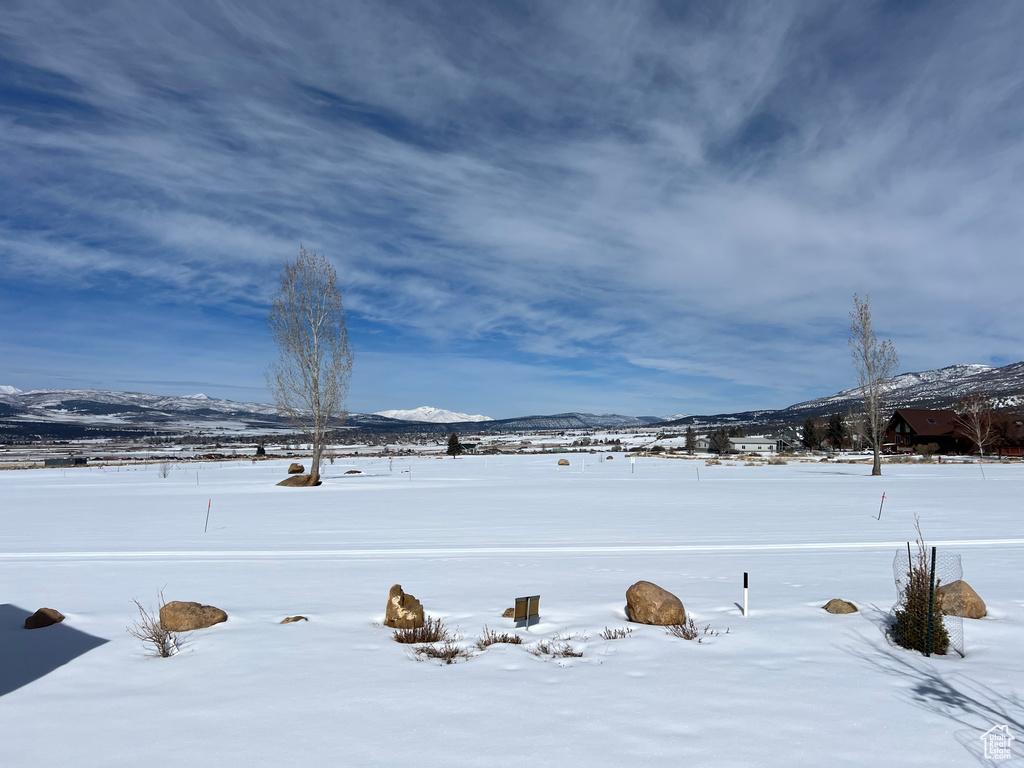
[2,1,1022,415]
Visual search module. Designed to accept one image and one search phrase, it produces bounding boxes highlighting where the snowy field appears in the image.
[2,456,1022,767]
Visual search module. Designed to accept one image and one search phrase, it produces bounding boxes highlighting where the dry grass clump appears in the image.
[705,459,721,466]
[392,616,473,664]
[414,638,473,665]
[599,626,633,640]
[476,625,524,649]
[127,590,181,658]
[530,632,584,658]
[665,617,728,643]
[392,616,449,644]
[767,456,788,465]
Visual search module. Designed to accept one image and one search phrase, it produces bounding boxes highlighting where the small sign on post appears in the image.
[514,595,540,629]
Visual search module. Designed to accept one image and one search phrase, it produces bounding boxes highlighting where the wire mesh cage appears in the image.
[891,545,965,657]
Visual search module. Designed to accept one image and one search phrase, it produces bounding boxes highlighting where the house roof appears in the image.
[890,409,958,437]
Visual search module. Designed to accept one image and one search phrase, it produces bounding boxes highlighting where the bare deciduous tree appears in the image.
[849,294,898,476]
[955,393,995,458]
[266,247,353,484]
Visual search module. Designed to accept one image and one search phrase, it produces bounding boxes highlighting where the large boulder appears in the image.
[287,463,305,474]
[384,584,424,629]
[24,607,65,629]
[625,581,686,625]
[822,599,858,614]
[277,473,321,487]
[159,601,228,631]
[557,458,570,466]
[936,580,987,619]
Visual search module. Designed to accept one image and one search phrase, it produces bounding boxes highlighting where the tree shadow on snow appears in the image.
[0,604,108,697]
[842,616,1024,766]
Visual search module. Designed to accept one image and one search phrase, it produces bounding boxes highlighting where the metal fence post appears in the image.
[925,546,937,657]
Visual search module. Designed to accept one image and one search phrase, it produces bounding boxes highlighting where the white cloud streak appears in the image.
[1,1,1022,412]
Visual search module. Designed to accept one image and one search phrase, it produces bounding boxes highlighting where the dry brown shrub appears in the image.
[476,625,523,649]
[665,617,727,643]
[393,616,449,644]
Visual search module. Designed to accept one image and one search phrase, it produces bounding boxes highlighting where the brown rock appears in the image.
[502,607,514,618]
[277,473,322,487]
[159,601,228,631]
[822,599,858,614]
[384,584,424,629]
[606,456,613,460]
[24,607,65,629]
[625,581,686,625]
[557,458,570,466]
[345,470,361,475]
[936,580,987,619]
[280,616,308,624]
[287,462,305,474]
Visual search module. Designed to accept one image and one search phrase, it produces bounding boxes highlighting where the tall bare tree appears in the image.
[955,393,995,458]
[266,247,353,484]
[849,294,898,476]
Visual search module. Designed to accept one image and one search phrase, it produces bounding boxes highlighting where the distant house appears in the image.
[694,436,776,454]
[729,437,776,454]
[884,409,965,454]
[994,414,1024,458]
[44,457,87,468]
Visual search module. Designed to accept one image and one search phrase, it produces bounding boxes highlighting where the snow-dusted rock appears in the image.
[625,581,686,625]
[384,584,423,629]
[159,601,227,631]
[936,580,986,619]
[277,474,321,487]
[24,607,65,629]
[822,599,857,614]
[287,463,305,474]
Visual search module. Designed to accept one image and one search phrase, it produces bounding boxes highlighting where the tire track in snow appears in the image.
[2,538,1024,561]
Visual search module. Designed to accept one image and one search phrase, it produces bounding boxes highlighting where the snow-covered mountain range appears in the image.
[1,360,1021,440]
[770,362,1024,421]
[374,406,493,423]
[662,361,1024,427]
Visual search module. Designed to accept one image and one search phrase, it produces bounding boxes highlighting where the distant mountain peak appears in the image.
[0,385,23,395]
[373,406,494,423]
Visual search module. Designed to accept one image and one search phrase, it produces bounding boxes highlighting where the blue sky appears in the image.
[2,1,1022,418]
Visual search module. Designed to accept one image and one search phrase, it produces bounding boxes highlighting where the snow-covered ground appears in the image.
[2,457,1022,766]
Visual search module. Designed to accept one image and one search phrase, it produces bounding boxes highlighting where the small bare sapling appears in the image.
[599,626,633,640]
[127,591,182,657]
